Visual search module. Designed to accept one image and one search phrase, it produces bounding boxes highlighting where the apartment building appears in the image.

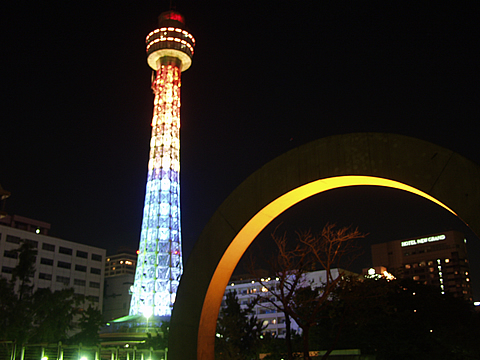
[0,214,106,310]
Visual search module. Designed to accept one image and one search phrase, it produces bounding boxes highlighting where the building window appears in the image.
[24,239,38,248]
[42,243,55,251]
[74,279,86,286]
[75,264,87,272]
[57,261,71,269]
[4,250,18,259]
[91,253,102,262]
[6,235,21,244]
[76,250,88,258]
[1,266,14,274]
[90,267,101,275]
[40,258,54,266]
[89,281,100,288]
[87,295,99,302]
[59,247,73,255]
[39,273,52,280]
[56,276,70,285]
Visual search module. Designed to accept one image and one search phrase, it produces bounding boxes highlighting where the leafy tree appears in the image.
[0,277,19,342]
[249,224,365,360]
[11,241,37,301]
[29,287,80,343]
[311,277,480,359]
[0,241,101,346]
[141,320,170,350]
[215,291,266,360]
[67,305,104,346]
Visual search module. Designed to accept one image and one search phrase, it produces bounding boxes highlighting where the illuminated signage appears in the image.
[401,234,446,247]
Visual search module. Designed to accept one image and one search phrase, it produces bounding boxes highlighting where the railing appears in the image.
[0,342,167,360]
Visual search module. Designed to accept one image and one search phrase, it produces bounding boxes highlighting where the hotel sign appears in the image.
[401,234,446,247]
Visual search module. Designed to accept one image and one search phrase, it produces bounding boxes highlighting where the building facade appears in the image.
[0,215,106,310]
[222,269,347,337]
[371,230,472,301]
[103,250,137,321]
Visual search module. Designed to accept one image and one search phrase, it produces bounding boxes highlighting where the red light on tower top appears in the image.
[159,10,185,25]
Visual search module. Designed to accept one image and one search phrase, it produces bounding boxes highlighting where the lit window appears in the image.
[405,264,411,269]
[445,258,450,263]
[413,276,420,281]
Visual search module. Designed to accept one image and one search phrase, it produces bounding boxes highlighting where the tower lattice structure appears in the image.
[129,10,195,317]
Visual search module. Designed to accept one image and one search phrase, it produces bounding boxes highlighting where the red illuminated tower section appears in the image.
[130,10,195,317]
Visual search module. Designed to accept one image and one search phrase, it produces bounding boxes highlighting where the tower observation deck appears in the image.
[129,10,195,318]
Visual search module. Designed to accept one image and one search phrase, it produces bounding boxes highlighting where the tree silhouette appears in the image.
[249,224,365,360]
[216,291,266,360]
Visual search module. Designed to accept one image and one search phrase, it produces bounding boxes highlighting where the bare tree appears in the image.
[249,224,365,360]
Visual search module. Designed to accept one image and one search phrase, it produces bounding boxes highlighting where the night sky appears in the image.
[2,2,479,299]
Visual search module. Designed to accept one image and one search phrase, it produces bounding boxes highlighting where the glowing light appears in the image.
[143,306,153,319]
[382,271,396,281]
[401,234,446,247]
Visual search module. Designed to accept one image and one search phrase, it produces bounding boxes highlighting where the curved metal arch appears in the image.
[168,133,480,360]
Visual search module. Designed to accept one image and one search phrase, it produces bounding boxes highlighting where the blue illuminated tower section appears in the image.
[130,10,195,317]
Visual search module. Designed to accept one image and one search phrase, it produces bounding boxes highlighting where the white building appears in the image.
[222,269,350,337]
[0,214,106,311]
[103,249,137,321]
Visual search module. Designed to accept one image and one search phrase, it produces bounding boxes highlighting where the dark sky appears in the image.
[2,2,479,298]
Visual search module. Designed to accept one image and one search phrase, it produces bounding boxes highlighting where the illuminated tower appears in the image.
[129,10,195,317]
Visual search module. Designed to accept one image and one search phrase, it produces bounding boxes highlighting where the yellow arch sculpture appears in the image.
[198,175,456,359]
[169,133,480,360]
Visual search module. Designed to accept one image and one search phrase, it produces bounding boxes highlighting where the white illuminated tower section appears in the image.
[130,10,195,317]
